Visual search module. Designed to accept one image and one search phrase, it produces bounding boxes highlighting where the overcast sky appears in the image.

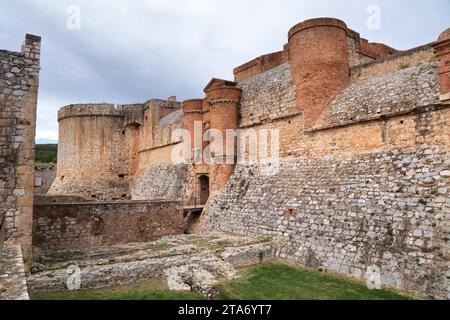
[0,0,448,143]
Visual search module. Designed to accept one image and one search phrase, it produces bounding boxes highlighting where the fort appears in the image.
[0,18,449,300]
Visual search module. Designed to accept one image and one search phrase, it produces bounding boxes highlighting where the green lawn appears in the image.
[217,263,412,300]
[31,278,206,300]
[30,263,413,300]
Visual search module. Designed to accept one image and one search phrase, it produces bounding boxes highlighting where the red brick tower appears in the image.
[204,79,241,195]
[288,18,350,129]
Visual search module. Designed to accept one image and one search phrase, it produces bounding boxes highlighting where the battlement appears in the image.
[144,98,181,111]
[234,18,398,83]
[58,103,124,121]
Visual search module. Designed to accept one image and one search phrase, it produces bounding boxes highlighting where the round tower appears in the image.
[49,104,131,200]
[288,18,350,129]
[182,99,203,160]
[204,79,241,195]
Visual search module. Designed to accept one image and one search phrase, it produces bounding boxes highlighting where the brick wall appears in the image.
[0,35,41,265]
[33,200,184,251]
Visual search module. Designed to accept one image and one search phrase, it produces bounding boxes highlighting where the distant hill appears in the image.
[35,144,58,164]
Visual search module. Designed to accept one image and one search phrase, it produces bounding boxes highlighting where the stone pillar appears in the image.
[0,34,41,269]
[432,28,450,103]
[204,79,241,195]
[288,18,350,129]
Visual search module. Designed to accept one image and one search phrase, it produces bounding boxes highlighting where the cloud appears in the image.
[0,0,448,141]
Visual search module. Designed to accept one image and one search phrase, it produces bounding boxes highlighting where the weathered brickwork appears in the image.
[33,200,184,252]
[0,35,41,266]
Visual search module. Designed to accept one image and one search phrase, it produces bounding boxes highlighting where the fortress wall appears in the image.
[0,35,41,265]
[49,104,133,200]
[351,45,435,82]
[152,109,183,148]
[141,99,182,151]
[132,142,189,201]
[130,164,188,201]
[233,50,288,83]
[33,200,184,251]
[206,105,449,299]
[34,164,56,195]
[136,142,180,170]
[317,62,440,129]
[238,63,297,127]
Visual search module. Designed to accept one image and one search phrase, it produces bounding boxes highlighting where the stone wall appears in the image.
[316,62,440,129]
[0,34,41,265]
[33,200,184,252]
[238,63,297,127]
[205,104,449,299]
[350,45,435,82]
[152,109,183,148]
[130,164,188,201]
[0,242,29,300]
[34,164,56,195]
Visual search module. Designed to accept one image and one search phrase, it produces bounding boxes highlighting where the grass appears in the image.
[30,262,413,301]
[399,62,411,70]
[217,262,413,300]
[30,278,206,301]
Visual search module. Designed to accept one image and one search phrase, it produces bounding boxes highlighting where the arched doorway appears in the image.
[198,175,210,205]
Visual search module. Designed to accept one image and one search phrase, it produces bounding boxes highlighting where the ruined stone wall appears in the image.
[0,35,41,265]
[34,164,56,195]
[33,200,184,251]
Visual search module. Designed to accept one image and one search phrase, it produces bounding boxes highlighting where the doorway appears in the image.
[198,175,210,205]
